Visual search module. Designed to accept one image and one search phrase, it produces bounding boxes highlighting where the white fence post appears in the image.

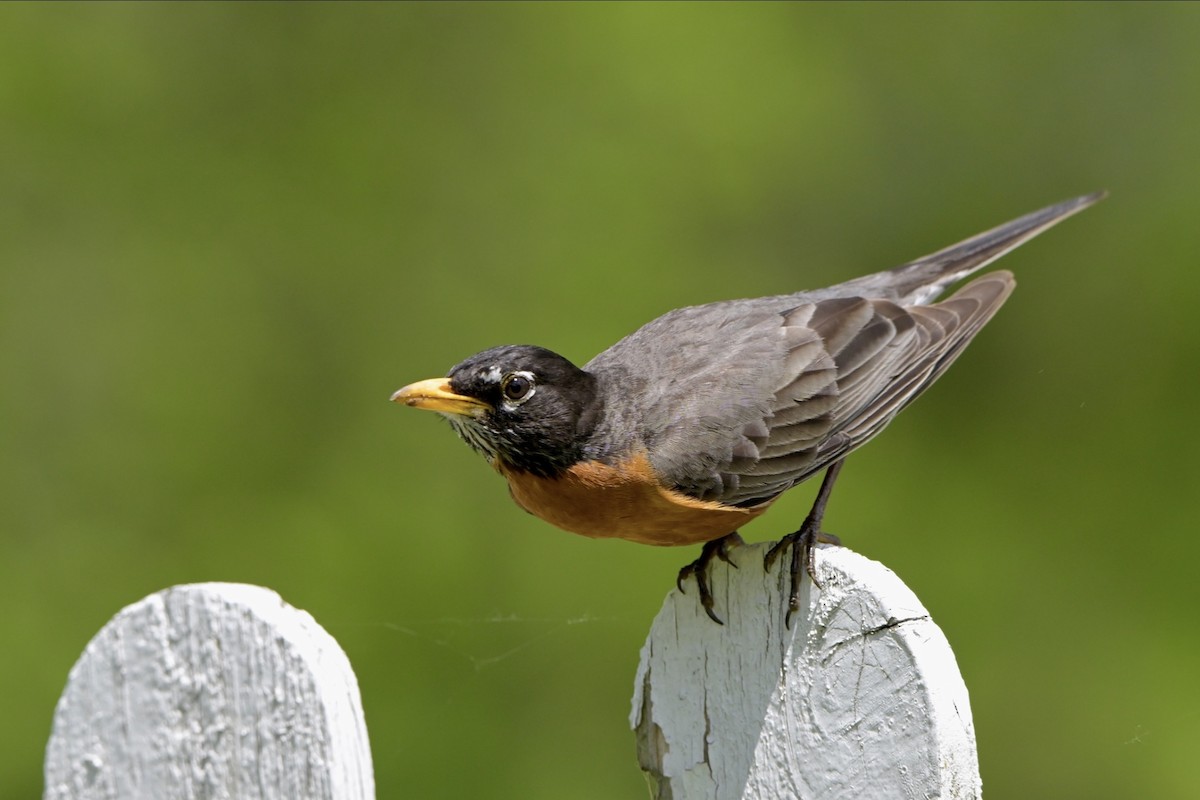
[44,583,374,800]
[632,542,980,800]
[44,554,974,799]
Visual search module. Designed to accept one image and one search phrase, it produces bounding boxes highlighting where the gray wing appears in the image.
[708,272,1014,506]
[582,193,1100,505]
[584,272,1013,506]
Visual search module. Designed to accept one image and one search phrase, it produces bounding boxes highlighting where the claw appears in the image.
[676,532,745,625]
[764,460,846,628]
[764,527,842,628]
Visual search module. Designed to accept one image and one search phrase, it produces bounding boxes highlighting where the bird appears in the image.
[392,192,1104,625]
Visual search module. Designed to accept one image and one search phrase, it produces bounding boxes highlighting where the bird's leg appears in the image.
[677,531,745,625]
[764,460,845,628]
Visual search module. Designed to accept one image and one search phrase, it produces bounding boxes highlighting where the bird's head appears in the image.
[392,345,601,477]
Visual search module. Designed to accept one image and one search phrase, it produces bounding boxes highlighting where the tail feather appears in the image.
[833,191,1106,305]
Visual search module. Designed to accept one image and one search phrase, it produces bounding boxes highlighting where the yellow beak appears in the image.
[390,378,490,417]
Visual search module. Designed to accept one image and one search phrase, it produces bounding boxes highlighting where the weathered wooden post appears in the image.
[43,554,975,799]
[44,583,374,800]
[632,542,979,800]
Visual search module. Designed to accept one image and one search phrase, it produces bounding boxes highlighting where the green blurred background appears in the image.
[2,3,1198,798]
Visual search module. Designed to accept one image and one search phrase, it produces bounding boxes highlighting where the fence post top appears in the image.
[633,542,980,800]
[44,582,374,800]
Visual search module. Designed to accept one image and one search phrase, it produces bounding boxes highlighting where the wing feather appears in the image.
[715,271,1015,506]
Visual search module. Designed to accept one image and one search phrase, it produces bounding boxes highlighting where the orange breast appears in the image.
[498,451,771,546]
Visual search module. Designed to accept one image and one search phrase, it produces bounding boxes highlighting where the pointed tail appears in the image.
[838,191,1107,305]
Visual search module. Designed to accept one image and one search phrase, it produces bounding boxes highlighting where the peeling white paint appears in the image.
[633,544,979,800]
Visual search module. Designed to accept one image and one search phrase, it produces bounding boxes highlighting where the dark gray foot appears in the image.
[764,526,842,628]
[677,532,745,625]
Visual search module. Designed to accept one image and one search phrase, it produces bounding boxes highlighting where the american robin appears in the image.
[393,193,1103,624]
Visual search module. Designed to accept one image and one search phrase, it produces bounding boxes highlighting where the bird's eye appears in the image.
[501,372,535,403]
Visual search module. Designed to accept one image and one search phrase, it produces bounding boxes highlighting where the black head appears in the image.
[393,345,601,477]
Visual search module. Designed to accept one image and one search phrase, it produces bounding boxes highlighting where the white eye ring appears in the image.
[500,371,536,406]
